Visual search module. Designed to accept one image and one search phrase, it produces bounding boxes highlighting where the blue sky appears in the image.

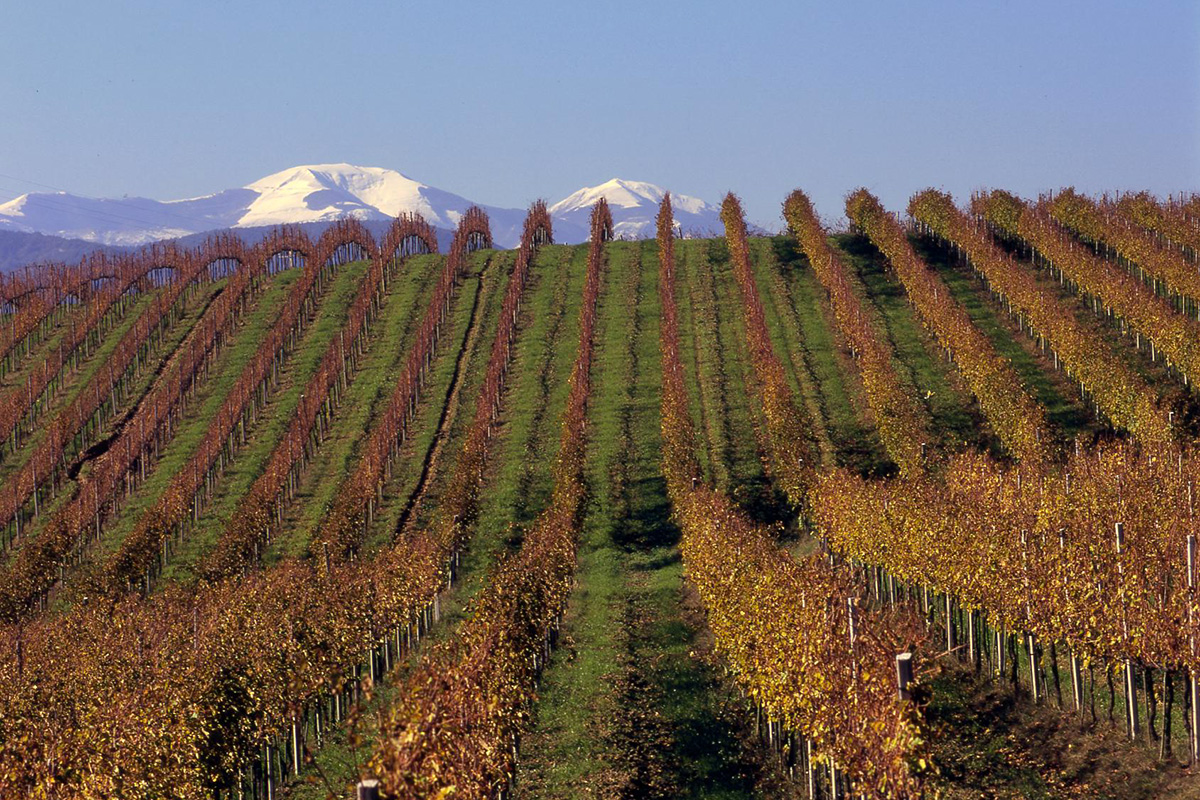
[1,0,1196,229]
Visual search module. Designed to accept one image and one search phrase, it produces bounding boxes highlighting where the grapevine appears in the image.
[1045,188,1200,315]
[720,193,818,505]
[784,190,930,476]
[910,189,1174,449]
[975,189,1200,391]
[669,194,928,797]
[370,201,605,798]
[848,189,1050,463]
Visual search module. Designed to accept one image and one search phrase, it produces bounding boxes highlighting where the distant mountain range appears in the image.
[0,164,723,270]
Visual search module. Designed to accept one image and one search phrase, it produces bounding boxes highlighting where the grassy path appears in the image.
[926,662,1200,799]
[769,236,891,476]
[362,249,512,554]
[515,240,782,800]
[838,233,994,458]
[747,237,835,466]
[677,238,723,485]
[473,244,582,548]
[389,256,492,538]
[677,237,773,518]
[701,238,778,518]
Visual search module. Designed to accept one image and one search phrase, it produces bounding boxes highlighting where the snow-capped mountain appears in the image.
[241,165,519,232]
[0,188,256,246]
[0,164,528,247]
[550,178,722,240]
[0,165,718,254]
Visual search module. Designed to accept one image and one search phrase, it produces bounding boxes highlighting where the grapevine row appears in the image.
[0,290,64,382]
[1185,195,1200,225]
[0,222,393,615]
[909,190,1174,449]
[975,189,1200,390]
[370,200,608,798]
[0,259,148,464]
[784,190,930,476]
[847,189,1051,463]
[0,252,175,375]
[0,209,528,797]
[813,438,1200,725]
[0,241,241,455]
[103,219,408,592]
[0,255,117,308]
[0,238,245,551]
[198,216,436,579]
[1109,191,1200,262]
[665,194,927,797]
[310,206,498,565]
[0,205,552,796]
[0,231,300,617]
[1045,188,1200,315]
[719,193,817,506]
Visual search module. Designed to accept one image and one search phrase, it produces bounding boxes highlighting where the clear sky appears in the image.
[1,0,1196,230]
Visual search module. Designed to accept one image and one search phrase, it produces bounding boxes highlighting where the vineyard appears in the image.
[3,186,1200,800]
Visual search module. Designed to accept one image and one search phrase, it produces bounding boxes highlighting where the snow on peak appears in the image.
[548,178,667,213]
[239,164,416,228]
[548,179,721,239]
[0,165,723,252]
[0,192,42,219]
[246,163,418,201]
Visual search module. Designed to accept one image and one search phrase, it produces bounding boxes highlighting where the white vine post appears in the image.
[945,594,956,655]
[1019,529,1040,703]
[1116,522,1139,740]
[1060,529,1083,712]
[1188,533,1198,762]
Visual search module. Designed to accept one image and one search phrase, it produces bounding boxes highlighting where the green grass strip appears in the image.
[515,239,775,799]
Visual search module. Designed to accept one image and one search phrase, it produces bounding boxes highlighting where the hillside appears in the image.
[0,190,1197,799]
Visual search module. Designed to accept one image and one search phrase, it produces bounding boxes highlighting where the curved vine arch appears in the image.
[523,199,553,249]
[317,218,377,268]
[255,226,316,276]
[381,212,439,261]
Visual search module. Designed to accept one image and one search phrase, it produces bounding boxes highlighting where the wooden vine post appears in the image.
[995,626,1006,680]
[806,739,817,799]
[966,605,976,667]
[896,652,914,702]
